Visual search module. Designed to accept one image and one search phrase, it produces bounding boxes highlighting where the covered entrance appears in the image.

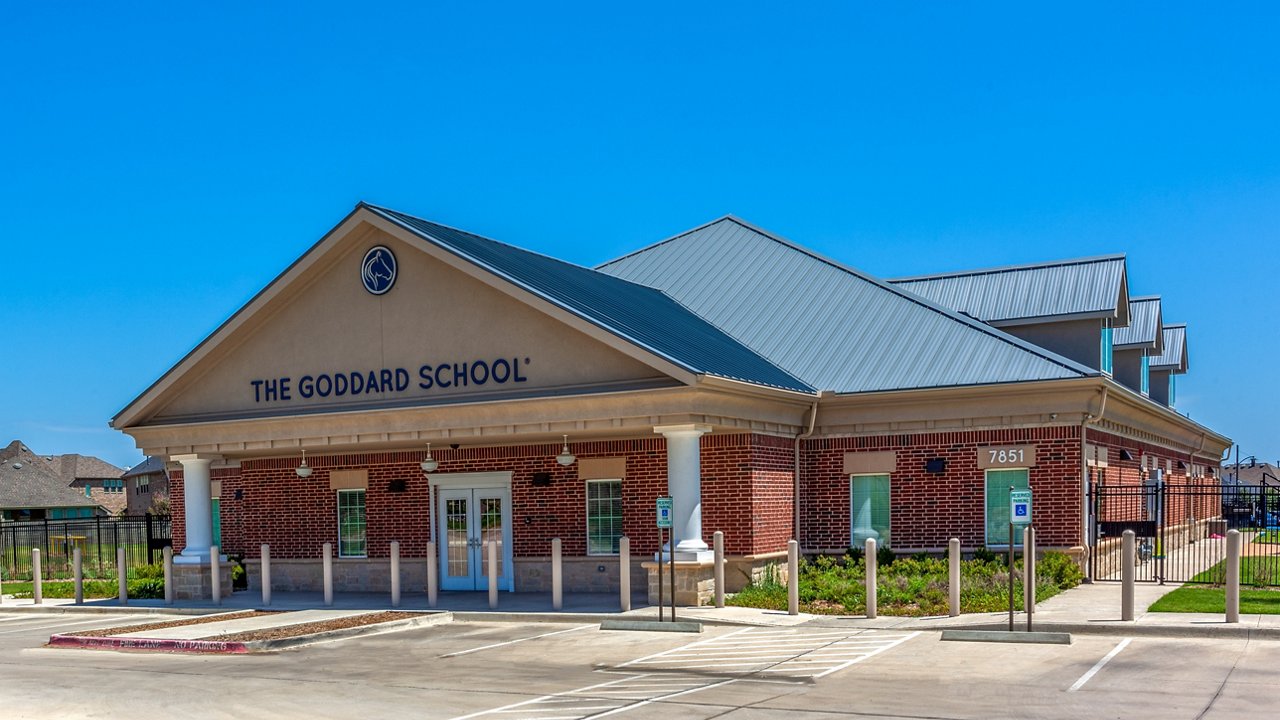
[432,472,514,592]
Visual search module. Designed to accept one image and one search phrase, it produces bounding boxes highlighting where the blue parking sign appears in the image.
[1010,489,1032,525]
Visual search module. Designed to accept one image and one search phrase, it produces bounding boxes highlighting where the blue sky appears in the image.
[1,3,1277,469]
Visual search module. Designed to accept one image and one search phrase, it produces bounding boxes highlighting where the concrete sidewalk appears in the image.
[5,580,1278,639]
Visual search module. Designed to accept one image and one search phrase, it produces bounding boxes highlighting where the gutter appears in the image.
[794,398,821,548]
[1081,387,1108,582]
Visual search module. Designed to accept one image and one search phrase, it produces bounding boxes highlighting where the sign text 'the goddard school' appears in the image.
[250,357,530,403]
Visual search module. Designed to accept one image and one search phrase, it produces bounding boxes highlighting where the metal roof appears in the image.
[1113,296,1163,351]
[366,205,813,393]
[889,255,1130,326]
[598,217,1096,394]
[1150,324,1188,373]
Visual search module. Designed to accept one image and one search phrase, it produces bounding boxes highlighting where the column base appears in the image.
[174,551,228,565]
[642,559,715,606]
[171,561,233,601]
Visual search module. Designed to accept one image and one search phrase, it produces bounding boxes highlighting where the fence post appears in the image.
[74,546,84,605]
[163,546,174,605]
[426,541,438,609]
[713,531,725,609]
[95,515,103,575]
[322,542,334,607]
[551,538,562,611]
[948,538,961,617]
[146,513,155,565]
[1121,530,1135,621]
[32,549,42,605]
[390,540,401,609]
[260,544,271,606]
[787,540,799,616]
[1226,529,1241,623]
[211,546,221,606]
[43,518,50,569]
[487,540,498,610]
[619,536,631,612]
[117,547,128,605]
[865,537,878,619]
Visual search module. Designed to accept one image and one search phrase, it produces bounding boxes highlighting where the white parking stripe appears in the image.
[0,616,134,635]
[1068,638,1132,693]
[440,624,595,658]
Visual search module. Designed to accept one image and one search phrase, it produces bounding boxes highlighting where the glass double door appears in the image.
[438,487,513,591]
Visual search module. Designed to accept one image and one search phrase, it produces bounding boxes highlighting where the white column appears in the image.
[173,455,218,564]
[654,424,713,561]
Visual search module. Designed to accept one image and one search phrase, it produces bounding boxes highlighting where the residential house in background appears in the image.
[47,453,128,515]
[0,441,105,520]
[123,456,170,515]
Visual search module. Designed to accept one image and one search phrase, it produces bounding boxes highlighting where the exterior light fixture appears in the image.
[556,435,576,466]
[296,448,313,478]
[420,443,438,474]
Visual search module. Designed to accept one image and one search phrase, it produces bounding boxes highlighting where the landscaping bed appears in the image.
[204,611,427,642]
[728,550,1083,616]
[67,611,281,638]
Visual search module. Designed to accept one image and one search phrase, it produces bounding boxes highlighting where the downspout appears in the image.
[1081,386,1108,582]
[794,398,820,549]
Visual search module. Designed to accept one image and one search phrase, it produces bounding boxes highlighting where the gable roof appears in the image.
[123,456,167,479]
[365,205,812,394]
[889,255,1130,327]
[598,216,1097,394]
[52,454,125,481]
[0,441,102,510]
[1150,324,1188,373]
[1113,296,1164,351]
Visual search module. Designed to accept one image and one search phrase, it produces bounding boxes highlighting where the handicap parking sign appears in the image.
[1010,489,1032,525]
[656,497,673,528]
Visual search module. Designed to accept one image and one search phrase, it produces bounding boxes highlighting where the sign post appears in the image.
[656,496,673,622]
[1009,488,1032,631]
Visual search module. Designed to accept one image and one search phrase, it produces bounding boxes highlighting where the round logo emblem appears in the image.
[361,246,397,295]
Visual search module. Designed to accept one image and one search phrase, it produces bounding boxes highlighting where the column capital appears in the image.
[171,454,222,466]
[653,423,713,438]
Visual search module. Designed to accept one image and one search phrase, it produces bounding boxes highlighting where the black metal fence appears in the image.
[1089,479,1280,586]
[0,514,171,581]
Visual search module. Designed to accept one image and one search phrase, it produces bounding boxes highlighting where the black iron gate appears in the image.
[1089,479,1280,585]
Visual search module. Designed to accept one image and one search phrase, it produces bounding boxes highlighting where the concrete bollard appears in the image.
[713,531,725,609]
[948,538,960,617]
[260,544,271,606]
[551,538,563,611]
[1023,526,1036,615]
[427,541,438,609]
[74,546,84,605]
[32,549,42,605]
[118,547,128,605]
[1226,529,1241,623]
[865,537,878,620]
[487,540,498,610]
[619,536,631,612]
[163,546,174,605]
[210,546,221,606]
[322,542,334,607]
[390,540,401,608]
[787,540,799,616]
[1121,530,1135,621]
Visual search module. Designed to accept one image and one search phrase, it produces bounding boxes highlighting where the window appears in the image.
[337,489,367,558]
[985,468,1030,546]
[1100,324,1113,375]
[101,479,124,494]
[1140,354,1150,396]
[1169,374,1177,407]
[851,474,891,548]
[84,486,92,498]
[586,480,624,555]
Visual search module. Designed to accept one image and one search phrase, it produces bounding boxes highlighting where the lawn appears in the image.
[0,563,167,599]
[1148,555,1280,613]
[728,550,1084,617]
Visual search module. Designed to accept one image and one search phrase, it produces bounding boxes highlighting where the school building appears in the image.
[110,203,1230,602]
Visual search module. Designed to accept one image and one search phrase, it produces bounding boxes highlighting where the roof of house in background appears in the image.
[367,204,814,393]
[123,456,167,479]
[889,255,1131,327]
[1221,462,1280,486]
[0,441,103,510]
[52,454,125,481]
[1113,295,1164,351]
[597,216,1097,394]
[1150,324,1188,373]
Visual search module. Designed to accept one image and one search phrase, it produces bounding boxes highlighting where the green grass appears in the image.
[1186,557,1280,586]
[1253,530,1280,544]
[727,551,1084,617]
[1149,587,1280,613]
[0,563,166,599]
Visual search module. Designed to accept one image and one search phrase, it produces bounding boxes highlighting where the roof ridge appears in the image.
[889,253,1127,283]
[1129,295,1162,302]
[596,214,742,270]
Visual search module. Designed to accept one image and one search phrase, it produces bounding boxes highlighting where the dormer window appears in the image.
[1100,322,1114,375]
[1140,354,1150,396]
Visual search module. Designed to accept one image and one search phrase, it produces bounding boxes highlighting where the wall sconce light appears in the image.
[296,449,313,478]
[925,458,946,474]
[1119,449,1135,462]
[420,443,438,474]
[556,435,576,466]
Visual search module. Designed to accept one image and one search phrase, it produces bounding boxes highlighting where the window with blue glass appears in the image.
[1169,374,1176,407]
[1100,324,1113,375]
[1140,354,1150,395]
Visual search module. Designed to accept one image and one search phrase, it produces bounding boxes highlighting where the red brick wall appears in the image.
[1086,429,1217,525]
[803,426,1084,550]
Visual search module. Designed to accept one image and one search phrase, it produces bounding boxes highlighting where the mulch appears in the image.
[69,611,283,638]
[202,611,425,642]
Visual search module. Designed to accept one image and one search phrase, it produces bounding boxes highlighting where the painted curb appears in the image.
[600,619,703,633]
[941,629,1072,644]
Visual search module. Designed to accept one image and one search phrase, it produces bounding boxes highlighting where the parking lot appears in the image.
[0,610,1273,719]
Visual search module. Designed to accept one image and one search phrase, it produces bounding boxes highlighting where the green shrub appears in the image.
[877,546,896,568]
[972,547,998,564]
[129,563,165,580]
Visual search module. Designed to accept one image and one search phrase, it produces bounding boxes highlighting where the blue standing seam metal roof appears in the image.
[1113,296,1163,351]
[889,255,1130,326]
[364,205,814,394]
[1150,324,1188,373]
[597,216,1097,394]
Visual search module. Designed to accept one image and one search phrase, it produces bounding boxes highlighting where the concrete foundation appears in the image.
[171,561,233,600]
[643,552,791,606]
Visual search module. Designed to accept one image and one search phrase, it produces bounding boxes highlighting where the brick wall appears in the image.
[803,426,1084,550]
